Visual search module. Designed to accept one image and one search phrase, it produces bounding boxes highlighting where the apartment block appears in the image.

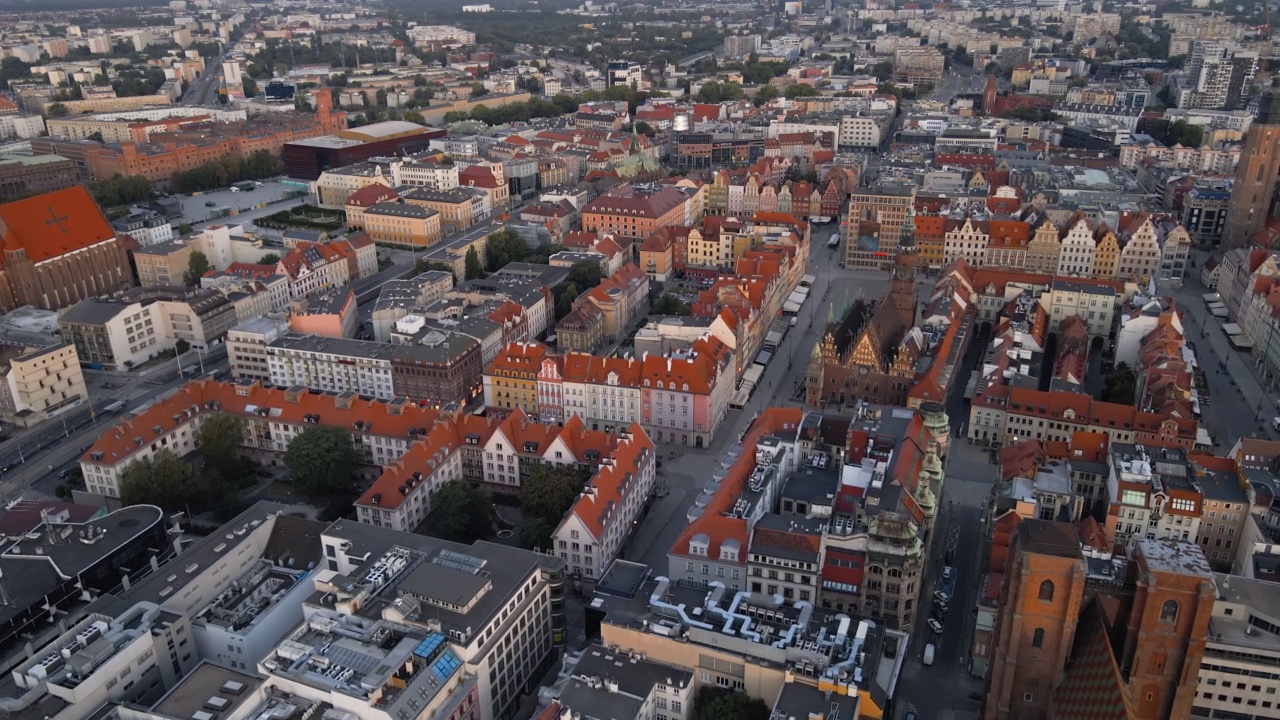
[0,342,88,428]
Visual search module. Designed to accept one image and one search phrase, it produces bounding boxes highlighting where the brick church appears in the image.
[0,185,134,311]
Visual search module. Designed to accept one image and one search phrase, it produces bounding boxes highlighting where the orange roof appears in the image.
[84,380,442,469]
[484,341,549,377]
[562,423,654,539]
[344,184,398,208]
[0,186,116,265]
[671,408,805,561]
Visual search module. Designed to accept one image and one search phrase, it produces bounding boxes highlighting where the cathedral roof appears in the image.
[0,186,116,265]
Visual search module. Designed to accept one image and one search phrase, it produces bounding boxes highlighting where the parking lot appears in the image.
[174,179,308,226]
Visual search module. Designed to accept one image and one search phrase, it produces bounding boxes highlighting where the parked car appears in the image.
[942,566,954,580]
[934,590,951,605]
[204,201,216,207]
[922,643,935,666]
[927,618,944,635]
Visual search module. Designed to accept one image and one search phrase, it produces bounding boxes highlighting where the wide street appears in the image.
[181,61,223,106]
[1163,264,1280,449]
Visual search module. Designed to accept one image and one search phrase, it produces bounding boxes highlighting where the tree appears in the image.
[284,426,359,501]
[871,61,894,82]
[521,517,556,550]
[555,282,580,319]
[242,76,258,98]
[785,83,821,98]
[694,688,771,720]
[429,479,494,543]
[177,223,193,235]
[752,84,780,106]
[195,413,245,470]
[86,130,105,143]
[485,229,530,270]
[1103,362,1137,405]
[470,82,489,98]
[259,253,280,265]
[89,174,154,207]
[0,57,30,89]
[46,102,69,118]
[120,449,200,512]
[403,109,426,125]
[195,413,254,496]
[568,260,604,289]
[175,339,190,355]
[183,251,212,286]
[520,463,589,528]
[633,120,655,137]
[465,246,484,280]
[652,292,691,315]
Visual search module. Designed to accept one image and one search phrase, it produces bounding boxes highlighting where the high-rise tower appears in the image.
[1224,78,1280,249]
[890,206,918,327]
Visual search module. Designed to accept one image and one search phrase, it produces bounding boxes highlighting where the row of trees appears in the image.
[169,150,282,194]
[88,173,153,208]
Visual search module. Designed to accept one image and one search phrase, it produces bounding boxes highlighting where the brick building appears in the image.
[0,186,134,312]
[983,520,1216,720]
[81,94,347,185]
[581,183,697,245]
[0,155,80,201]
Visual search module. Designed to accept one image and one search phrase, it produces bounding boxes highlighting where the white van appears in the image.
[923,643,935,666]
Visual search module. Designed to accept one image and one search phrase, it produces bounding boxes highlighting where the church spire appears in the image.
[899,204,917,255]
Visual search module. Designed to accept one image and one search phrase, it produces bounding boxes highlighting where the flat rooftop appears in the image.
[318,520,546,641]
[150,662,263,720]
[594,576,905,709]
[1138,538,1215,579]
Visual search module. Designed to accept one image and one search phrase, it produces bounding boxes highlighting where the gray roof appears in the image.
[572,643,692,697]
[98,502,312,612]
[559,678,643,719]
[269,333,397,360]
[365,202,437,219]
[404,187,476,204]
[150,662,263,720]
[58,300,129,326]
[320,520,557,639]
[0,505,166,635]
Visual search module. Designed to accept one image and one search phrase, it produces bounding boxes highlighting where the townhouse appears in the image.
[552,423,656,587]
[482,341,550,415]
[485,336,736,446]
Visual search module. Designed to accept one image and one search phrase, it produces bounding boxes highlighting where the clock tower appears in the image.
[890,206,918,327]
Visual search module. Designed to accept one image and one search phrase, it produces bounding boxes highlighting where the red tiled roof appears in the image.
[84,380,442,468]
[671,409,805,561]
[344,184,398,208]
[0,186,116,265]
[562,423,654,539]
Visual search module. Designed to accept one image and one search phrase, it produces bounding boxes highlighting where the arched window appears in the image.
[1160,599,1179,624]
[1038,580,1054,602]
[1032,628,1044,648]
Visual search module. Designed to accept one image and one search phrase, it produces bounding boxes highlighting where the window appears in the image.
[1160,599,1179,624]
[1038,580,1054,602]
[1032,628,1044,648]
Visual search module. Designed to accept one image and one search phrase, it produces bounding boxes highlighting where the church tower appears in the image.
[890,206,918,327]
[982,72,998,116]
[1224,78,1280,249]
